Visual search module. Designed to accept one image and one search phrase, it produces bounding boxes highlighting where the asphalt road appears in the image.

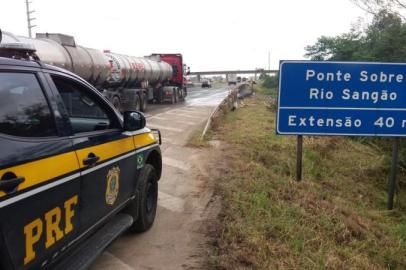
[90,84,231,270]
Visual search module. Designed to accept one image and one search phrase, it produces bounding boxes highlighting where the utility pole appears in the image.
[268,50,270,71]
[25,0,36,38]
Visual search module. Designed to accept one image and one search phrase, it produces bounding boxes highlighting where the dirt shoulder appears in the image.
[204,95,406,269]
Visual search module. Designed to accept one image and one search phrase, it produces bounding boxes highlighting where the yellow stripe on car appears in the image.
[0,133,157,198]
[75,137,134,169]
[133,133,157,148]
[0,152,80,198]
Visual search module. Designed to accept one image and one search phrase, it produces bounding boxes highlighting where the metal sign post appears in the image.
[388,138,400,210]
[296,135,303,181]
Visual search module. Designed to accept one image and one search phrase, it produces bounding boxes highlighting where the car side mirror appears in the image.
[123,111,146,131]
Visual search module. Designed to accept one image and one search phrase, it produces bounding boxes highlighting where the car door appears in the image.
[0,70,81,270]
[46,73,138,232]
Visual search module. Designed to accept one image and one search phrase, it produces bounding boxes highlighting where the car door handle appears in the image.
[0,176,25,193]
[83,153,100,167]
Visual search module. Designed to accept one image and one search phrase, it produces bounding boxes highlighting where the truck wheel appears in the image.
[140,92,148,112]
[134,95,141,111]
[174,89,179,103]
[157,88,164,104]
[112,96,121,112]
[179,88,186,102]
[171,91,176,104]
[128,164,158,233]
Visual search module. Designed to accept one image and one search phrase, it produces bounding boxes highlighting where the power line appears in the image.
[25,0,36,38]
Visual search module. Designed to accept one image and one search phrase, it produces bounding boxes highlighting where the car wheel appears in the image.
[127,164,158,233]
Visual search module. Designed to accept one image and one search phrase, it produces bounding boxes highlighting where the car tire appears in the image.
[127,164,158,233]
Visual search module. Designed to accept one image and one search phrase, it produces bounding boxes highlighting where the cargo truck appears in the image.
[1,31,189,112]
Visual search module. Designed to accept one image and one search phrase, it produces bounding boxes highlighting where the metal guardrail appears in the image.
[200,83,253,139]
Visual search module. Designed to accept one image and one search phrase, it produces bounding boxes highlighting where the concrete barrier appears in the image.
[200,83,252,139]
[237,83,254,99]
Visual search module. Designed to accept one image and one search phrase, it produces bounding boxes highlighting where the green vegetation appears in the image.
[350,0,406,20]
[305,10,406,169]
[208,96,406,269]
[255,75,278,98]
[305,10,406,62]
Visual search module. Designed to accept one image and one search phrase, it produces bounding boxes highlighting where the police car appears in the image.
[0,37,162,270]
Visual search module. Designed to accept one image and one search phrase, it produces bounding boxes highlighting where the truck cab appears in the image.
[150,54,188,103]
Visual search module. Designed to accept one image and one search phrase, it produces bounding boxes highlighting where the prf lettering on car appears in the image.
[23,195,78,265]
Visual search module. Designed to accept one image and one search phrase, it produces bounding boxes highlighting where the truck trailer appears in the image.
[1,31,188,112]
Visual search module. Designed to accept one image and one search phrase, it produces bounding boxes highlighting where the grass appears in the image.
[186,121,210,148]
[252,79,278,100]
[207,95,406,269]
[254,84,278,98]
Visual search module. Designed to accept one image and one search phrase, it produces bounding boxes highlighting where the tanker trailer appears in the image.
[102,50,178,111]
[1,31,186,112]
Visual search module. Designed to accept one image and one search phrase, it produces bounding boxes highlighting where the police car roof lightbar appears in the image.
[0,42,36,51]
[0,41,38,61]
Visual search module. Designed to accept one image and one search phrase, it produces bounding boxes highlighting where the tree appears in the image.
[304,10,406,62]
[304,32,366,61]
[351,0,406,19]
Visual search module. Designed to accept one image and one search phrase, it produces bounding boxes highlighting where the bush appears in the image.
[262,74,279,89]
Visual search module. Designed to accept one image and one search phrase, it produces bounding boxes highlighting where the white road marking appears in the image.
[163,112,204,119]
[187,91,230,106]
[171,109,208,115]
[158,191,185,212]
[149,116,198,126]
[148,124,183,132]
[91,252,134,270]
[178,120,201,125]
[161,137,173,143]
[163,157,190,171]
[149,115,169,121]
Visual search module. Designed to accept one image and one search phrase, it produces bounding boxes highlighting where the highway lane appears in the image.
[90,84,231,270]
[143,84,231,116]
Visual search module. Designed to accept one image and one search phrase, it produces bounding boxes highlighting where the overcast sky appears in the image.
[0,0,368,71]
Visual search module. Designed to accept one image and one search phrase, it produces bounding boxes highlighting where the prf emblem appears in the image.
[106,166,120,205]
[137,153,144,169]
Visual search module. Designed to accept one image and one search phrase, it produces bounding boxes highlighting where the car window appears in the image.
[0,72,56,137]
[51,75,118,134]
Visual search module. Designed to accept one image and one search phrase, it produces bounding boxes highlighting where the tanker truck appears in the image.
[1,31,188,112]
